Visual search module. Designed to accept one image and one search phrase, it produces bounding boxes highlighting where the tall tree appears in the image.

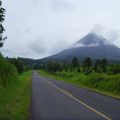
[62,60,69,72]
[0,0,6,47]
[71,57,80,71]
[83,57,92,74]
[94,58,108,72]
[102,58,108,72]
[46,61,61,72]
[94,59,102,72]
[83,57,92,68]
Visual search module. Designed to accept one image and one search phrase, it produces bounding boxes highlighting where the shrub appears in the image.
[0,53,18,86]
[109,65,120,74]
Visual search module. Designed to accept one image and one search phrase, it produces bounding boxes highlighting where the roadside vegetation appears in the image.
[0,1,32,119]
[0,54,32,119]
[39,57,120,99]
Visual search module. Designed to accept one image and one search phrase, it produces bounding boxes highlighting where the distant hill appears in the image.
[39,33,120,63]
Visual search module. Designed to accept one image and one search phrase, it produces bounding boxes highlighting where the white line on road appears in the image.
[46,80,112,120]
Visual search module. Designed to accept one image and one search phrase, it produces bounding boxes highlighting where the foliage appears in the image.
[8,58,25,73]
[83,57,92,68]
[0,0,6,47]
[0,53,31,119]
[0,53,18,86]
[94,58,108,73]
[83,57,92,74]
[45,61,62,72]
[109,65,120,74]
[62,60,69,72]
[41,56,119,75]
[17,57,35,68]
[0,71,31,119]
[71,57,80,72]
[94,59,102,72]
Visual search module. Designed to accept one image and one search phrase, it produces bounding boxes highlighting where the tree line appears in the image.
[41,57,120,75]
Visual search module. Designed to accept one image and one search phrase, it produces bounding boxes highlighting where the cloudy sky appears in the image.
[1,0,120,59]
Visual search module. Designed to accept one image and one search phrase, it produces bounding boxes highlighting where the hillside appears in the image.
[39,33,120,63]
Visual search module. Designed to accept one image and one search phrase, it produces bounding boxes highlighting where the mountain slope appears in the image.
[41,33,120,61]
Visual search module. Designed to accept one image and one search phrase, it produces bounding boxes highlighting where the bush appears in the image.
[77,68,81,72]
[8,58,25,73]
[0,53,18,86]
[109,65,120,74]
[79,73,120,94]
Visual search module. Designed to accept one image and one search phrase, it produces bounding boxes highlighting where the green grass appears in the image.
[39,70,120,100]
[0,71,32,120]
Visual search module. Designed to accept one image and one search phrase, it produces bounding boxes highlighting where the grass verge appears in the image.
[0,71,32,120]
[39,70,120,100]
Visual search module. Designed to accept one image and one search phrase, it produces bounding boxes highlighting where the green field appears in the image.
[0,71,32,120]
[39,70,120,99]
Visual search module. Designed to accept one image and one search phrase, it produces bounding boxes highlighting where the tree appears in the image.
[45,61,62,73]
[0,0,6,47]
[94,58,108,73]
[8,58,25,73]
[71,57,80,72]
[0,53,18,86]
[62,60,69,72]
[102,58,108,72]
[83,57,92,68]
[83,57,92,74]
[94,59,102,72]
[109,65,120,74]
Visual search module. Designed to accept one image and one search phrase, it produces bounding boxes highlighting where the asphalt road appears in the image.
[30,72,120,120]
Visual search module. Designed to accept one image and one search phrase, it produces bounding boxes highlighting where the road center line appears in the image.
[46,80,112,120]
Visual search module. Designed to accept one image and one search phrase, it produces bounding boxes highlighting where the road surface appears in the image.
[30,72,120,120]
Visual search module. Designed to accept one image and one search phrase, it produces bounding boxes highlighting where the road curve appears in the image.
[30,72,120,120]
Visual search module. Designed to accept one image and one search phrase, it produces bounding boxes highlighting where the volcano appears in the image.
[41,33,120,61]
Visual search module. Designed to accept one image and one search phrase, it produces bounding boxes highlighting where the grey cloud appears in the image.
[29,36,48,54]
[29,35,71,56]
[31,0,44,7]
[104,30,120,47]
[49,39,72,54]
[24,28,31,34]
[50,0,75,13]
[31,0,39,5]
[90,24,105,35]
[106,30,120,41]
[31,0,75,13]
[90,25,120,43]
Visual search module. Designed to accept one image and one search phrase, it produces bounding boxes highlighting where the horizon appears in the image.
[1,32,120,60]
